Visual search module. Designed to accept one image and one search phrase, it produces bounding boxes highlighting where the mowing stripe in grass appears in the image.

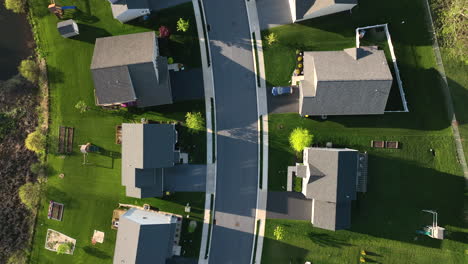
[251,32,261,87]
[198,0,211,67]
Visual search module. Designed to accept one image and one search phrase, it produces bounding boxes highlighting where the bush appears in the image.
[185,112,205,134]
[0,74,27,92]
[159,25,171,38]
[18,182,41,210]
[30,162,45,174]
[7,250,28,264]
[168,57,174,64]
[289,127,313,153]
[293,176,302,192]
[273,226,285,240]
[56,243,71,255]
[265,32,278,46]
[75,100,88,113]
[25,130,46,154]
[4,0,25,13]
[18,59,39,83]
[177,18,190,32]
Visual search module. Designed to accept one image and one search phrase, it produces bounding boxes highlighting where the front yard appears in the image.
[28,0,205,263]
[262,0,467,263]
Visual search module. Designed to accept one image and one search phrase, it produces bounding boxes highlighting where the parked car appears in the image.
[272,86,293,96]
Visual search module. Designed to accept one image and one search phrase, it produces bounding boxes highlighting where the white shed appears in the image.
[57,19,79,38]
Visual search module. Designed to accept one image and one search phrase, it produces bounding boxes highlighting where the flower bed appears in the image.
[44,229,76,255]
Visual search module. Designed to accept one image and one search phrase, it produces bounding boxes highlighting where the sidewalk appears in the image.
[244,1,269,263]
[192,0,217,263]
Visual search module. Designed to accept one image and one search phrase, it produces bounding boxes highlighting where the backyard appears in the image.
[28,0,205,263]
[262,0,467,263]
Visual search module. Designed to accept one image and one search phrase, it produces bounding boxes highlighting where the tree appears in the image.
[56,243,71,255]
[289,127,313,153]
[18,182,41,210]
[25,130,46,154]
[75,100,88,113]
[265,32,278,46]
[273,226,285,240]
[18,59,39,83]
[185,112,205,134]
[433,0,468,64]
[4,0,26,13]
[177,18,190,32]
[159,25,171,38]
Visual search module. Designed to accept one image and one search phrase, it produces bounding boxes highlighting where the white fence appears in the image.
[356,24,409,113]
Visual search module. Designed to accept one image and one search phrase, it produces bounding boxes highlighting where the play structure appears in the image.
[48,0,77,19]
[416,210,445,240]
[80,143,100,164]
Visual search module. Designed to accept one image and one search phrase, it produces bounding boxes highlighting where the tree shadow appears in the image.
[307,232,352,248]
[47,66,65,84]
[72,10,99,24]
[82,246,111,259]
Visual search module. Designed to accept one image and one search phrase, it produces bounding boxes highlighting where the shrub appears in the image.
[293,176,302,192]
[4,0,25,13]
[185,112,205,134]
[159,25,171,38]
[298,63,303,68]
[18,182,41,210]
[30,162,44,174]
[265,32,278,46]
[56,243,71,255]
[7,250,28,264]
[297,56,303,62]
[177,18,190,32]
[289,127,313,153]
[75,100,88,113]
[294,69,300,75]
[18,59,39,83]
[168,57,174,64]
[25,130,46,154]
[273,226,285,240]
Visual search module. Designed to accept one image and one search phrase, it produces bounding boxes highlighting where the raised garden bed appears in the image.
[45,229,76,255]
[385,141,399,149]
[371,140,385,148]
[47,201,64,221]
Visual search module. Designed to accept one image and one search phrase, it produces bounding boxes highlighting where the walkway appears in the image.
[202,0,259,263]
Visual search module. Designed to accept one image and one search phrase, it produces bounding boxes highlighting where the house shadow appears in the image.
[261,235,310,264]
[82,246,111,259]
[74,24,110,44]
[307,232,352,248]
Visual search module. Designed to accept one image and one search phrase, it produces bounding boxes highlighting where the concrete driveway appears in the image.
[163,164,206,192]
[266,191,312,221]
[170,69,205,102]
[256,0,293,30]
[267,86,300,114]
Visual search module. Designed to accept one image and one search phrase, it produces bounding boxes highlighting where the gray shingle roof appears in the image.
[296,0,357,20]
[299,46,393,116]
[122,124,177,198]
[90,32,172,107]
[113,208,176,264]
[302,148,358,230]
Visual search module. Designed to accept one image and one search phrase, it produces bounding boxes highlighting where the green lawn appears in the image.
[28,0,205,263]
[262,0,467,263]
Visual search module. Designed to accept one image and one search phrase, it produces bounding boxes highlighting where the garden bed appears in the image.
[44,229,76,255]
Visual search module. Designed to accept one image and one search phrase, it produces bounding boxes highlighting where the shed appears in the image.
[57,19,79,38]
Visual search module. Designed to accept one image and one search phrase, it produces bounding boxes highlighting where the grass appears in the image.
[27,0,205,263]
[261,0,467,263]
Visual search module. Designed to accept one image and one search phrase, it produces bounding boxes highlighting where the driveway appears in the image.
[256,0,293,30]
[170,69,205,102]
[266,191,312,221]
[163,164,206,192]
[267,86,299,114]
[203,0,259,263]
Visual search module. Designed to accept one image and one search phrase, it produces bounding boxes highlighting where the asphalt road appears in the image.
[203,0,259,263]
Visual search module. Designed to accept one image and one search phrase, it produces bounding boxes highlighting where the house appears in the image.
[90,31,172,108]
[298,46,393,116]
[107,0,151,23]
[289,0,358,21]
[113,208,179,264]
[57,19,79,38]
[121,123,182,198]
[291,147,367,230]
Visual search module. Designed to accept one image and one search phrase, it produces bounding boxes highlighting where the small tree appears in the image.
[4,0,26,13]
[265,32,278,46]
[289,127,313,153]
[185,112,205,134]
[75,100,88,113]
[177,18,190,32]
[18,182,41,210]
[25,130,46,154]
[56,243,71,255]
[18,59,39,83]
[159,25,171,38]
[273,226,285,240]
